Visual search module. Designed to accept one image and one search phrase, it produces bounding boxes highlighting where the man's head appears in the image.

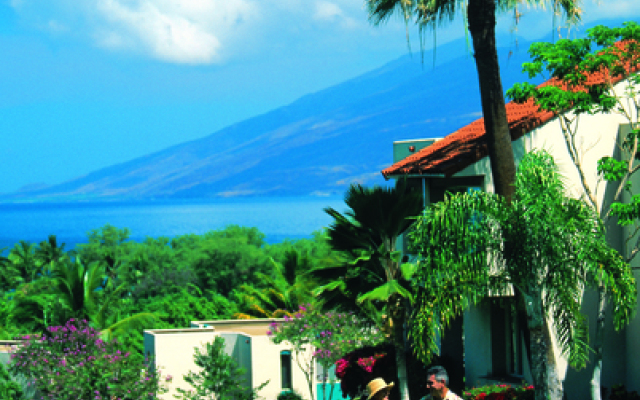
[426,366,449,398]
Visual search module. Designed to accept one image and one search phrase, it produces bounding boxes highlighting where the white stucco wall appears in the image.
[251,334,316,400]
[144,321,318,400]
[144,328,217,399]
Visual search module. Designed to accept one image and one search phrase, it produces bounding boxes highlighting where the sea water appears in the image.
[0,196,345,251]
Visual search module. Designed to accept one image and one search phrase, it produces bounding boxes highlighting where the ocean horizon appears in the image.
[0,196,346,252]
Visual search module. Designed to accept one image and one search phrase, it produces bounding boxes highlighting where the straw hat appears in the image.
[366,378,394,400]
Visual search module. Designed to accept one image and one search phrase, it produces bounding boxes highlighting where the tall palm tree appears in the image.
[366,0,582,202]
[312,179,423,400]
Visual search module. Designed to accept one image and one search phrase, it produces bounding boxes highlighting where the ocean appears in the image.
[0,196,346,252]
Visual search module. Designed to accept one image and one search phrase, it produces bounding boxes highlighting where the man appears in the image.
[423,366,463,400]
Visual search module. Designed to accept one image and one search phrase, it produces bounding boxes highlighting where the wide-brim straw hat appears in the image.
[367,378,394,400]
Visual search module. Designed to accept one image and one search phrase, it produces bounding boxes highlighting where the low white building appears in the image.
[144,319,318,400]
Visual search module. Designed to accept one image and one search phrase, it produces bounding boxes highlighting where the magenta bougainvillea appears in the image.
[9,319,168,400]
[334,344,396,400]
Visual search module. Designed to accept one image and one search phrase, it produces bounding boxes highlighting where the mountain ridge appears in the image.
[7,21,623,202]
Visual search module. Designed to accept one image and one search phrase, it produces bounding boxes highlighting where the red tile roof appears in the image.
[381,41,638,179]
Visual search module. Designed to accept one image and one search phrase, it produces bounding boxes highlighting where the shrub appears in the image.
[9,318,168,400]
[463,384,534,400]
[278,390,306,400]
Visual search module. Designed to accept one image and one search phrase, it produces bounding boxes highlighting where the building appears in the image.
[144,318,320,400]
[382,50,640,399]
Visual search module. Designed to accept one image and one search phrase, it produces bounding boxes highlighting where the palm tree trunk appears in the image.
[467,0,516,202]
[393,315,410,400]
[524,290,551,400]
[544,321,563,400]
[591,285,607,400]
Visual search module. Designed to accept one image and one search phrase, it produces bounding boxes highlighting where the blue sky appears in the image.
[1,0,638,194]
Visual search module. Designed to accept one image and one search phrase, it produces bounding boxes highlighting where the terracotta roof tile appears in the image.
[382,41,638,178]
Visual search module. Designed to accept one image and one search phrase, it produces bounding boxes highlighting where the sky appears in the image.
[1,0,639,194]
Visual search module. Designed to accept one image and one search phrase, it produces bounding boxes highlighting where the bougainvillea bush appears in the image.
[463,384,535,400]
[9,318,168,400]
[334,344,396,400]
[268,304,385,400]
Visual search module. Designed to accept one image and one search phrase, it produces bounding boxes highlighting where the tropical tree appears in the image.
[0,248,12,292]
[366,0,582,202]
[75,224,133,289]
[312,179,423,400]
[233,249,316,318]
[47,257,156,340]
[6,241,40,287]
[34,234,69,270]
[408,150,635,400]
[506,21,640,400]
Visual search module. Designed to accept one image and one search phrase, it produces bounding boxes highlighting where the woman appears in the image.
[366,378,394,400]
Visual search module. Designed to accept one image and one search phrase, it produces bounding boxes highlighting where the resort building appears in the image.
[382,48,640,400]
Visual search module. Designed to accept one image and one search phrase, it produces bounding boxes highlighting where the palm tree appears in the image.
[366,0,581,202]
[312,179,423,400]
[7,241,40,287]
[49,257,156,339]
[35,234,70,276]
[409,151,635,400]
[234,249,316,318]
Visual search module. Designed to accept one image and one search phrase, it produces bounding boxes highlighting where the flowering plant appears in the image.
[268,304,385,400]
[334,344,395,400]
[356,353,386,373]
[463,384,534,400]
[9,318,168,400]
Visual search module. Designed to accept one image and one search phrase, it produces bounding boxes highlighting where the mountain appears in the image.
[5,37,543,201]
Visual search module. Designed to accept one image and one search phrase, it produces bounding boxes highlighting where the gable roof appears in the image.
[381,42,637,179]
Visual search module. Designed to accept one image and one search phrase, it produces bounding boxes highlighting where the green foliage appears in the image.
[507,21,640,229]
[313,179,423,333]
[135,287,236,328]
[278,390,306,400]
[172,226,273,297]
[1,224,339,363]
[175,335,267,400]
[233,249,317,318]
[463,384,535,400]
[0,360,23,400]
[9,319,168,399]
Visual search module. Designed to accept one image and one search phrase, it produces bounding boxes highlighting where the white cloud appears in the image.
[313,1,358,29]
[93,0,257,64]
[9,0,258,64]
[314,1,342,21]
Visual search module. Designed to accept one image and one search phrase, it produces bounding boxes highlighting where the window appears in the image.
[281,350,292,390]
[490,298,524,377]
